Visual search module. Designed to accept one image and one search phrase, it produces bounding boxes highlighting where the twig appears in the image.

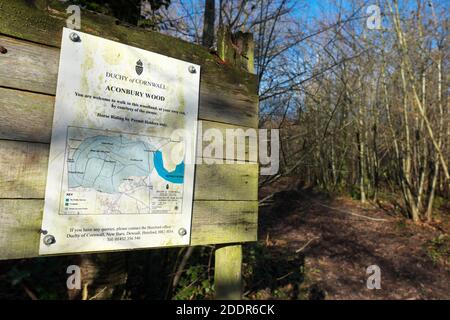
[276,271,294,281]
[89,286,107,300]
[295,237,319,253]
[22,284,38,300]
[166,248,185,299]
[314,201,388,222]
[207,246,215,282]
[300,191,389,222]
[172,247,195,291]
[259,202,273,207]
[259,193,275,204]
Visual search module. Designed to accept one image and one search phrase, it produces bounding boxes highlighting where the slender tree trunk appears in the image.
[358,85,366,203]
[426,161,440,221]
[202,0,215,48]
[426,41,445,221]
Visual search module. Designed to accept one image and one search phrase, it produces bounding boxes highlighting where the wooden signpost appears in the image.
[0,0,258,299]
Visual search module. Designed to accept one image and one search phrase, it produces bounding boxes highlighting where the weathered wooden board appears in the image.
[0,23,258,128]
[0,36,59,95]
[0,140,258,200]
[194,162,258,200]
[0,138,258,259]
[199,121,258,162]
[0,1,256,87]
[0,199,257,260]
[0,140,49,199]
[191,202,257,245]
[0,200,42,260]
[0,88,54,143]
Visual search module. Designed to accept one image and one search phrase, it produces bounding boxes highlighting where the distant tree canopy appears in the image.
[66,0,171,26]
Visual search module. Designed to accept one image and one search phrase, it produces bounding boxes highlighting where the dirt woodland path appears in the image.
[253,182,450,300]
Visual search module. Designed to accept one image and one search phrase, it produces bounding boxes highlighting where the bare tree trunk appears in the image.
[357,79,366,203]
[426,162,440,221]
[202,0,215,47]
[388,0,449,184]
[426,35,445,221]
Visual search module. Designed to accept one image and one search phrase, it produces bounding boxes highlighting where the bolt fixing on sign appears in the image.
[178,228,187,236]
[188,65,196,74]
[69,32,81,42]
[43,234,56,246]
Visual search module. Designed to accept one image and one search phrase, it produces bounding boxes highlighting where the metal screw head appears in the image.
[69,32,81,42]
[188,65,196,74]
[0,46,7,54]
[178,228,187,236]
[43,234,56,246]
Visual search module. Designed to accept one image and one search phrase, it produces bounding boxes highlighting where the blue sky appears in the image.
[291,0,449,22]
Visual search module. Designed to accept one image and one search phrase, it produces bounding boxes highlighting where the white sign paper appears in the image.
[40,28,200,254]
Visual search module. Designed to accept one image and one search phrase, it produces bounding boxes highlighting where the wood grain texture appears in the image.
[214,244,243,299]
[0,140,258,200]
[194,162,258,201]
[0,87,54,143]
[0,140,49,199]
[0,200,42,260]
[0,36,59,95]
[199,88,258,128]
[199,121,258,162]
[0,199,257,259]
[191,201,258,245]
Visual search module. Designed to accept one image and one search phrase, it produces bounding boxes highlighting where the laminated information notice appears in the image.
[39,28,200,254]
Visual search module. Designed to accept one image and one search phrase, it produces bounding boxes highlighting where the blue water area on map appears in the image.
[153,151,184,184]
[69,135,153,194]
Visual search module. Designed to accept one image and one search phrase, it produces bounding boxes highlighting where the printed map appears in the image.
[61,127,184,215]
